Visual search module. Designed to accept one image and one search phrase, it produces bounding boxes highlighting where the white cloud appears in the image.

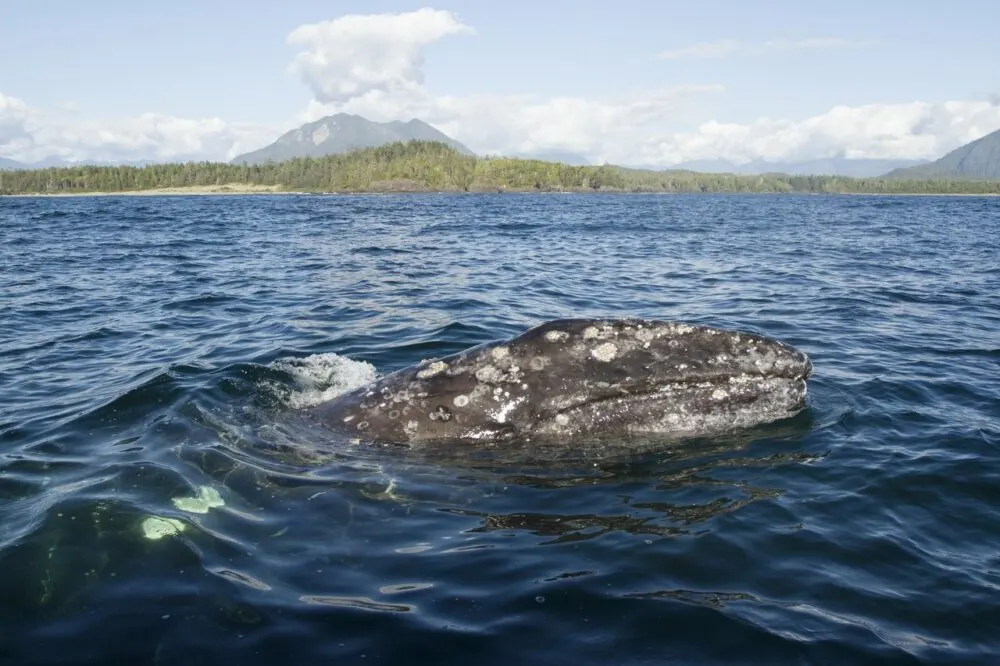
[288,8,474,104]
[638,100,1000,166]
[0,93,36,145]
[301,84,726,163]
[0,93,274,163]
[658,37,869,61]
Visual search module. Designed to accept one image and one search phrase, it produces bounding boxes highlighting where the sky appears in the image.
[1,0,999,166]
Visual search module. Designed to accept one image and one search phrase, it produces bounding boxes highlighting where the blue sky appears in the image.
[1,1,998,165]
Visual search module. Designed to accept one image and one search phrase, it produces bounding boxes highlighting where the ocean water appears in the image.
[1,193,998,665]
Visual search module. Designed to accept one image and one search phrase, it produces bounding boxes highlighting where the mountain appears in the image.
[231,114,474,164]
[884,128,1000,179]
[0,156,160,170]
[669,157,927,178]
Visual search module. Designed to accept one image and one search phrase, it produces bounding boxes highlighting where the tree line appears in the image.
[1,140,998,195]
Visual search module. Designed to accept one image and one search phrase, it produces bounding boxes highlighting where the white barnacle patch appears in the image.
[491,395,526,424]
[544,330,569,342]
[416,361,448,379]
[712,389,729,400]
[583,326,600,340]
[554,413,570,426]
[476,365,503,383]
[453,394,470,407]
[635,328,655,343]
[428,406,452,421]
[404,420,419,435]
[591,342,618,362]
[342,415,355,423]
[490,346,510,361]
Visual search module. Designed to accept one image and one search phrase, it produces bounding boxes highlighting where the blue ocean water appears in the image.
[1,193,998,665]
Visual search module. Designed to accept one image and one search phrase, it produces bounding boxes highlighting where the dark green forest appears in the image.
[2,141,998,195]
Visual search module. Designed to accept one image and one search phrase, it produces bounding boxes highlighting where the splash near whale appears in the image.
[309,319,813,446]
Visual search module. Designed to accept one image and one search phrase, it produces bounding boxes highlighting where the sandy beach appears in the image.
[2,183,301,197]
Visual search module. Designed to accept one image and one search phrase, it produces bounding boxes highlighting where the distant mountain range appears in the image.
[230,113,474,165]
[884,128,1000,179]
[0,157,158,170]
[5,116,998,180]
[664,157,927,178]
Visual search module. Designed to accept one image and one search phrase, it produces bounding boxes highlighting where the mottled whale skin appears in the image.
[310,319,813,446]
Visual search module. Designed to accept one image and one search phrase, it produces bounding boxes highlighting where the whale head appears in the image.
[311,319,813,446]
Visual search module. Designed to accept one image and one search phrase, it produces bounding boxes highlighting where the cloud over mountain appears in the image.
[288,9,474,104]
[636,100,1000,166]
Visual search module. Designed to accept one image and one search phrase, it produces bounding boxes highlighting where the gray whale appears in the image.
[310,319,813,446]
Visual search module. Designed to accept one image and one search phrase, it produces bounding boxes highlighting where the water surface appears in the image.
[1,193,998,664]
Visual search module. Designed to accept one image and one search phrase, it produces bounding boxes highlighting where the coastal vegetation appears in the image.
[2,141,998,196]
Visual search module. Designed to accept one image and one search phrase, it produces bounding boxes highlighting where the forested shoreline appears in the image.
[2,140,998,195]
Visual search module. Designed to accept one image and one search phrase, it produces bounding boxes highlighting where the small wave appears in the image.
[267,353,377,409]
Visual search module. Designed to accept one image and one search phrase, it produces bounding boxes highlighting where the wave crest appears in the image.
[267,353,377,409]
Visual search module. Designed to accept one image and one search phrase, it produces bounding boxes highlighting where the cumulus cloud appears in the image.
[657,37,869,61]
[638,100,1000,166]
[0,93,36,146]
[41,114,275,162]
[302,84,726,163]
[288,8,474,104]
[0,93,274,164]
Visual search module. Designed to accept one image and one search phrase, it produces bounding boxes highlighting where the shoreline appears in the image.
[4,191,997,198]
[1,183,997,198]
[0,184,301,197]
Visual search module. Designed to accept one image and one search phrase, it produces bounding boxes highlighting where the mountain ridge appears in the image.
[884,128,1000,179]
[230,113,474,164]
[664,157,927,178]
